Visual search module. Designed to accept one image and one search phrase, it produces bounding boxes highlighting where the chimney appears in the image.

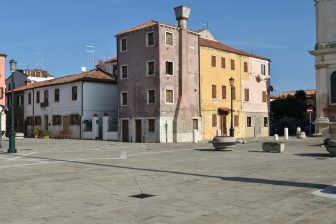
[174,5,191,29]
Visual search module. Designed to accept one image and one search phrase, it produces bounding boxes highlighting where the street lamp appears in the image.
[229,77,235,137]
[8,59,17,153]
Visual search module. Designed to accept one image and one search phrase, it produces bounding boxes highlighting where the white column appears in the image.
[92,116,99,139]
[102,115,109,140]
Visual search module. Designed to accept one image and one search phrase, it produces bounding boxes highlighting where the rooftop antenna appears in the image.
[34,52,44,69]
[86,45,95,68]
[200,21,209,39]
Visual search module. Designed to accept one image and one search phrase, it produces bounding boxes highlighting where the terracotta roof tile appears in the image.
[199,38,271,62]
[117,20,159,35]
[13,69,115,92]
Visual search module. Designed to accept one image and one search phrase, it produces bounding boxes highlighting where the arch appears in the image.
[331,72,336,103]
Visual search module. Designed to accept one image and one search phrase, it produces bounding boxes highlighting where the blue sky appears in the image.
[0,0,316,95]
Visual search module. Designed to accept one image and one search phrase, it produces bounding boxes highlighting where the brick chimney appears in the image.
[174,6,191,29]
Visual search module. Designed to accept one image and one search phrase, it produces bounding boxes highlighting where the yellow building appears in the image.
[199,38,250,140]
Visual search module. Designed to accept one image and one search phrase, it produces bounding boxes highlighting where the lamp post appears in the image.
[8,59,17,153]
[229,77,235,137]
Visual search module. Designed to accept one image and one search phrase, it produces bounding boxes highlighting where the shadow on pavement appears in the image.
[294,153,333,158]
[1,153,330,190]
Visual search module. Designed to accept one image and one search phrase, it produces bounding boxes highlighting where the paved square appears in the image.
[0,137,335,224]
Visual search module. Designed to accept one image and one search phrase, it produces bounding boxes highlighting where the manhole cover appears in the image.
[129,193,155,199]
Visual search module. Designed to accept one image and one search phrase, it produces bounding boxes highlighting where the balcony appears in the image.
[40,101,49,108]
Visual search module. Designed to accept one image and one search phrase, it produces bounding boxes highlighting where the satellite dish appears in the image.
[81,67,87,72]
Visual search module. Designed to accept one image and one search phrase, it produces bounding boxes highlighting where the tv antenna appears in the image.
[200,21,209,39]
[34,52,44,69]
[86,45,95,68]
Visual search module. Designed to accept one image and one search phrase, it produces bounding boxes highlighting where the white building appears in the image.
[14,69,117,139]
[310,0,336,136]
[6,69,55,91]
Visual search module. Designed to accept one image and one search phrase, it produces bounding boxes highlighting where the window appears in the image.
[121,92,128,106]
[28,93,31,104]
[221,57,226,68]
[147,89,155,104]
[148,119,155,132]
[222,86,226,99]
[193,119,198,130]
[331,72,336,103]
[121,65,128,79]
[55,88,59,102]
[232,87,236,100]
[35,116,41,126]
[212,114,217,127]
[244,89,249,102]
[212,85,217,99]
[52,115,62,125]
[120,38,127,52]
[165,32,173,46]
[44,90,48,102]
[261,64,266,76]
[36,91,40,103]
[16,96,19,105]
[247,117,252,127]
[147,61,155,76]
[166,61,173,75]
[244,62,248,73]
[0,87,3,99]
[146,32,155,47]
[231,59,235,70]
[234,115,239,127]
[72,86,77,101]
[262,91,267,103]
[20,95,24,105]
[264,117,268,127]
[211,56,216,67]
[165,89,174,104]
[8,83,11,91]
[70,114,80,125]
[26,117,33,126]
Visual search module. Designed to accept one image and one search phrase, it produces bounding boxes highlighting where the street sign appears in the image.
[307,107,313,114]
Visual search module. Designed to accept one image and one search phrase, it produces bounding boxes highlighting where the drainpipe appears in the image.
[32,89,35,133]
[80,81,84,139]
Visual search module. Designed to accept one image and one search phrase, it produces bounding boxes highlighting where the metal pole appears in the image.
[309,113,312,136]
[230,86,234,137]
[8,72,16,153]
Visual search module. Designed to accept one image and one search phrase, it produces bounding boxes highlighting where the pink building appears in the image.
[0,53,7,132]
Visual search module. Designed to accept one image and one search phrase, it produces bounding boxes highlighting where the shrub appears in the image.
[33,128,40,137]
[42,129,51,137]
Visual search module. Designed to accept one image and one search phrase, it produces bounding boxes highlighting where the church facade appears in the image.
[310,0,336,136]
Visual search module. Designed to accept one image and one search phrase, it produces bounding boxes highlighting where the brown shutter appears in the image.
[262,91,267,102]
[231,59,235,70]
[245,89,249,101]
[234,115,239,127]
[211,56,216,67]
[244,62,248,73]
[221,57,226,68]
[212,85,217,98]
[212,114,217,127]
[222,86,226,99]
[232,87,236,100]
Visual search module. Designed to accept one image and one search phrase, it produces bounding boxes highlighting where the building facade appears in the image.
[310,0,336,136]
[12,70,117,139]
[116,6,201,143]
[0,53,7,133]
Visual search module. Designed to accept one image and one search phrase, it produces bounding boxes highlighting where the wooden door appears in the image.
[44,115,49,130]
[135,120,142,143]
[220,115,227,136]
[122,120,129,142]
[63,116,70,132]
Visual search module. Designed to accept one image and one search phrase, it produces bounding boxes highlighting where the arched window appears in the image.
[331,72,336,103]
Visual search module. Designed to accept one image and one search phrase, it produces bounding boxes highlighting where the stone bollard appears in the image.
[284,128,289,140]
[274,134,279,141]
[296,127,301,134]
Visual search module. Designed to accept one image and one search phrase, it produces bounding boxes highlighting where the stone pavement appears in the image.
[0,137,335,224]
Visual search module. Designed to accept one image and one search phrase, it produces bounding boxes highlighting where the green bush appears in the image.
[42,129,51,137]
[33,128,40,137]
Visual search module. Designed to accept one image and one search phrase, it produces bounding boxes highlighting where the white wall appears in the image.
[6,71,27,90]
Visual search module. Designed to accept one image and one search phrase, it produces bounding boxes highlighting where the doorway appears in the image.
[220,115,227,136]
[63,116,70,133]
[122,120,129,142]
[135,119,142,143]
[44,115,49,130]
